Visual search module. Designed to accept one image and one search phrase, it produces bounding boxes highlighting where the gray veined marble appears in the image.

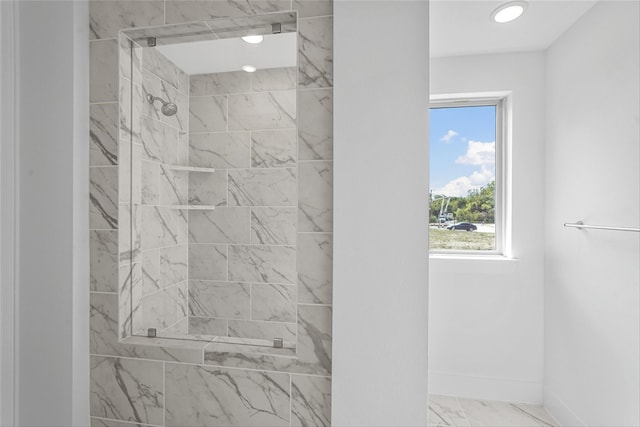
[140,161,159,205]
[252,67,297,92]
[90,167,118,230]
[251,207,297,245]
[140,206,178,250]
[90,230,119,293]
[90,416,152,427]
[90,39,119,102]
[298,161,333,232]
[142,47,187,93]
[428,395,470,427]
[228,245,296,284]
[120,263,143,338]
[228,168,297,207]
[141,249,160,295]
[297,304,332,375]
[140,286,179,330]
[298,89,333,160]
[189,244,228,281]
[297,233,332,304]
[118,203,141,264]
[90,356,163,425]
[160,245,188,288]
[159,166,188,206]
[251,129,297,168]
[90,103,118,166]
[298,16,333,89]
[190,71,251,96]
[189,316,228,336]
[293,0,333,18]
[189,280,251,319]
[188,170,228,206]
[90,0,164,40]
[189,95,228,133]
[118,141,141,204]
[90,292,207,363]
[140,115,179,165]
[165,0,292,24]
[188,208,251,244]
[228,91,296,131]
[291,375,331,427]
[164,363,290,427]
[251,283,296,322]
[119,77,143,145]
[228,319,296,342]
[189,132,251,169]
[457,398,558,427]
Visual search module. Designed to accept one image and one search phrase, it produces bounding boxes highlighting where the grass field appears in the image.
[429,227,495,251]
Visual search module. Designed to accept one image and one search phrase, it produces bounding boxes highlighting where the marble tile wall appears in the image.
[89,1,333,426]
[188,68,299,342]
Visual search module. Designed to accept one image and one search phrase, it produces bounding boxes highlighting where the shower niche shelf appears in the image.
[165,165,216,173]
[166,205,217,210]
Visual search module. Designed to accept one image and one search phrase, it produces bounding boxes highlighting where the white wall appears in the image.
[16,1,89,425]
[332,1,430,425]
[544,2,640,426]
[429,52,546,403]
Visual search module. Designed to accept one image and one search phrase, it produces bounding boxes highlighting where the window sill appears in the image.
[429,253,519,274]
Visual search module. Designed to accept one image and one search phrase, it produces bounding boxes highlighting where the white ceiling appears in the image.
[430,0,597,58]
[157,32,297,75]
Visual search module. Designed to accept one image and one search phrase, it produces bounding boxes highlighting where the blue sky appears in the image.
[430,105,496,197]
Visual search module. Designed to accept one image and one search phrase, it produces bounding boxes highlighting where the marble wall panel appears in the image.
[298,89,333,160]
[189,280,251,319]
[298,16,333,88]
[190,71,250,96]
[297,233,332,304]
[228,245,296,284]
[298,161,332,232]
[251,207,297,245]
[228,91,296,130]
[189,95,228,132]
[188,244,228,281]
[189,132,251,169]
[164,363,290,426]
[188,208,251,244]
[228,168,297,206]
[251,129,297,168]
[90,356,163,425]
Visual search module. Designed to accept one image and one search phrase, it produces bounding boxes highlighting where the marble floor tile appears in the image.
[456,397,558,427]
[429,395,469,427]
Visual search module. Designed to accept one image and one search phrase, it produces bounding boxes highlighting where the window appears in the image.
[429,95,507,254]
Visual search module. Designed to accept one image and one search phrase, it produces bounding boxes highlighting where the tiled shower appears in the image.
[89,2,333,425]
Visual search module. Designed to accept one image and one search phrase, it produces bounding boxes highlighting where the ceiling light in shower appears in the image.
[242,65,257,73]
[241,35,264,44]
[491,1,527,23]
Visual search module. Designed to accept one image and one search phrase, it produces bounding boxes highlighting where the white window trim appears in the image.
[429,91,512,258]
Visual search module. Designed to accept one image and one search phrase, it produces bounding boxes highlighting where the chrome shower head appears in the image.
[146,93,178,117]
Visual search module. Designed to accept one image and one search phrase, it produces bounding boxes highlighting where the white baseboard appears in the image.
[429,371,544,404]
[543,387,586,427]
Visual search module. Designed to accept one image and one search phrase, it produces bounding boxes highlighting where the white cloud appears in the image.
[440,130,458,143]
[434,165,495,197]
[455,140,495,166]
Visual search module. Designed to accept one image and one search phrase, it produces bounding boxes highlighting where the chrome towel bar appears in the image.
[564,221,640,233]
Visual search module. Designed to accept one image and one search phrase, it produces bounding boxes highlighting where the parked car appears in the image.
[447,222,477,231]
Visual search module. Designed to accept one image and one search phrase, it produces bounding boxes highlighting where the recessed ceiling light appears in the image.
[491,1,528,23]
[242,65,257,73]
[241,35,264,44]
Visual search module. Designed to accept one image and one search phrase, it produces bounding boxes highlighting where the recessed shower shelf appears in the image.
[165,165,216,173]
[167,205,217,210]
